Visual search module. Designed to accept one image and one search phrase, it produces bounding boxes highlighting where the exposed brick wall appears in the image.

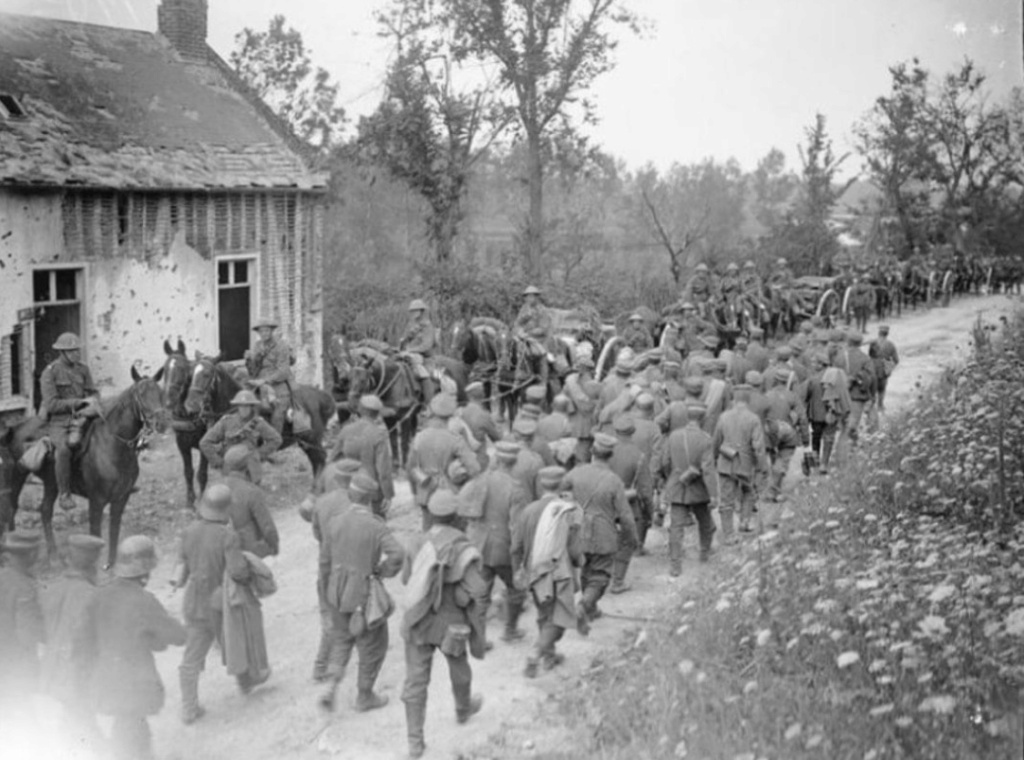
[157,0,208,61]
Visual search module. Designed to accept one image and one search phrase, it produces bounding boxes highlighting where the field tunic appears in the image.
[246,338,294,393]
[40,358,97,423]
[39,570,98,704]
[331,417,395,500]
[199,412,282,467]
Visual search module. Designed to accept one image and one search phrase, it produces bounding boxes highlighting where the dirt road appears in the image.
[14,293,1019,760]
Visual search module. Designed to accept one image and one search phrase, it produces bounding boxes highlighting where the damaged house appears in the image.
[0,0,328,422]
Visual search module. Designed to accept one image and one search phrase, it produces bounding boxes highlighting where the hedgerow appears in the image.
[558,311,1024,760]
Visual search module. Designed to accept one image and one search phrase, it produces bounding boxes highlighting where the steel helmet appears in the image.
[628,313,644,323]
[252,315,278,330]
[408,299,428,312]
[726,262,739,273]
[52,332,81,351]
[743,260,756,269]
[694,263,709,273]
[114,535,158,579]
[522,285,542,296]
[776,257,789,267]
[230,390,260,406]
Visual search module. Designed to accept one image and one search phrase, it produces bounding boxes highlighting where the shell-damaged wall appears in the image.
[0,188,322,402]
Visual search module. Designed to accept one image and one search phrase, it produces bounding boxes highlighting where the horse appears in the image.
[496,330,572,422]
[331,336,422,465]
[451,318,503,408]
[181,353,334,497]
[2,367,168,568]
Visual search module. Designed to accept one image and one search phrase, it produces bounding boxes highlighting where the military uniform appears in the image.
[562,367,600,462]
[621,323,653,353]
[563,459,637,618]
[835,344,876,445]
[461,468,529,641]
[246,336,294,434]
[511,444,545,502]
[78,576,186,759]
[514,302,553,343]
[401,515,488,757]
[713,399,768,537]
[607,432,653,587]
[40,352,98,503]
[407,423,480,525]
[869,333,899,411]
[223,475,280,558]
[199,411,282,480]
[320,500,405,710]
[176,505,251,722]
[460,400,502,469]
[682,273,714,310]
[659,421,718,571]
[402,307,438,399]
[330,417,395,513]
[306,486,353,682]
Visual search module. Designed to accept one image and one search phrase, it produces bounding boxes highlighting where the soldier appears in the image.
[713,384,769,539]
[173,484,252,724]
[39,332,100,511]
[514,285,554,345]
[330,394,394,516]
[302,459,361,683]
[564,433,638,624]
[537,394,573,447]
[629,393,664,477]
[562,355,600,463]
[401,299,438,402]
[747,326,769,371]
[869,324,899,412]
[401,490,488,759]
[319,473,405,712]
[682,263,715,314]
[511,465,584,676]
[78,536,186,760]
[701,359,732,436]
[659,403,718,572]
[720,262,741,307]
[621,313,653,353]
[835,331,876,447]
[39,534,106,743]
[460,383,503,469]
[764,366,809,502]
[222,447,280,558]
[245,315,294,437]
[608,416,653,589]
[407,394,481,529]
[675,302,716,356]
[0,530,45,714]
[740,260,764,301]
[803,353,847,475]
[767,257,794,289]
[729,337,754,385]
[511,424,545,502]
[514,415,555,467]
[199,390,282,483]
[460,441,529,644]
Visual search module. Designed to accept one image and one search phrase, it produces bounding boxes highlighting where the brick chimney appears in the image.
[157,0,209,61]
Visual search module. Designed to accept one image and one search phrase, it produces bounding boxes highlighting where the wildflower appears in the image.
[1004,607,1024,636]
[869,703,895,717]
[784,723,802,741]
[836,651,861,668]
[917,615,949,637]
[918,695,956,714]
[755,629,771,647]
[927,584,956,604]
[674,739,688,758]
[677,660,695,676]
[743,680,758,695]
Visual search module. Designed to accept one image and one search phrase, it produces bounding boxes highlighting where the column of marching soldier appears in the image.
[0,320,899,760]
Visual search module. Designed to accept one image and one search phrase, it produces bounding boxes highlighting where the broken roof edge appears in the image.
[0,180,329,195]
[207,47,332,181]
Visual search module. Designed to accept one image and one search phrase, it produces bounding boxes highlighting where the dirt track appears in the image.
[12,293,1020,760]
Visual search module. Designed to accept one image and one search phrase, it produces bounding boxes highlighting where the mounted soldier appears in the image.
[39,332,101,512]
[719,262,742,309]
[514,285,555,390]
[767,257,793,290]
[740,260,764,301]
[681,264,715,319]
[245,315,294,437]
[400,299,438,402]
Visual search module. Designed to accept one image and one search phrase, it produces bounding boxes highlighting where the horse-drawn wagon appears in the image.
[791,275,843,326]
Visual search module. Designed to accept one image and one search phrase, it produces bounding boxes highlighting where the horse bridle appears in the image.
[188,358,226,426]
[97,381,163,450]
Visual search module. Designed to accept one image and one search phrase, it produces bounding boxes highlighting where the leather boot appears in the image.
[355,690,389,712]
[55,445,76,511]
[405,701,427,759]
[610,557,631,594]
[719,507,736,544]
[454,684,483,724]
[501,599,525,642]
[179,670,204,725]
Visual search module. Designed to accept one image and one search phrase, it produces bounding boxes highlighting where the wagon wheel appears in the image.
[841,286,854,322]
[984,266,994,295]
[595,335,622,382]
[941,270,954,307]
[816,289,840,326]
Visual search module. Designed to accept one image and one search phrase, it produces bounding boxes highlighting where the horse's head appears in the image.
[184,353,221,416]
[129,365,170,434]
[161,339,192,415]
[329,333,352,377]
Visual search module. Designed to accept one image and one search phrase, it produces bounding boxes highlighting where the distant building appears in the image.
[0,0,327,421]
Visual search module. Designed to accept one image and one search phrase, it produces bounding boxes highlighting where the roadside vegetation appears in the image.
[558,311,1024,760]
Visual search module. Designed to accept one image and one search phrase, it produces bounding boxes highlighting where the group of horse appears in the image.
[0,341,335,568]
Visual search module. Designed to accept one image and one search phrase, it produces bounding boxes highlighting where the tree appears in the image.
[791,113,856,272]
[230,15,347,150]
[635,159,747,285]
[446,0,641,280]
[854,60,933,254]
[354,2,512,264]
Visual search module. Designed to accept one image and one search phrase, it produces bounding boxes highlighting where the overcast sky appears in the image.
[2,0,1021,177]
